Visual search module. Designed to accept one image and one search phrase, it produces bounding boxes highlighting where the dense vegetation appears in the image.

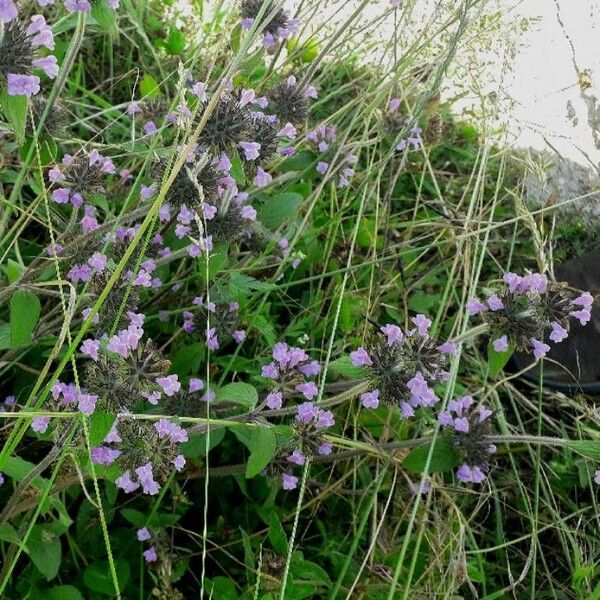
[0,1,599,599]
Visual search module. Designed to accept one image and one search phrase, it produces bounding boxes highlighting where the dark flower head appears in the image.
[267,76,310,125]
[28,95,68,135]
[86,271,141,330]
[199,94,253,154]
[92,417,188,495]
[352,317,449,415]
[0,15,57,96]
[153,155,222,212]
[438,396,496,484]
[240,0,290,36]
[468,272,594,358]
[250,113,280,165]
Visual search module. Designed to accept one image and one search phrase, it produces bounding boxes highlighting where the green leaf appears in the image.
[403,440,461,474]
[487,339,515,378]
[163,28,186,55]
[280,150,315,173]
[0,321,10,350]
[10,290,41,347]
[216,382,258,409]
[140,74,160,99]
[3,456,49,490]
[565,440,600,461]
[91,0,117,32]
[207,577,238,599]
[20,136,58,166]
[83,560,130,596]
[257,508,288,555]
[258,192,303,229]
[1,90,28,144]
[0,523,20,545]
[88,412,116,447]
[229,272,276,294]
[46,586,84,600]
[181,428,226,458]
[4,258,25,283]
[26,525,61,581]
[230,151,246,186]
[328,355,365,379]
[246,427,277,478]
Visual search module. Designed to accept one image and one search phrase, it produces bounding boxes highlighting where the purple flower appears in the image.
[315,409,334,429]
[254,167,272,188]
[65,0,91,11]
[115,470,140,493]
[262,363,278,379]
[88,252,107,273]
[570,309,591,326]
[296,402,318,423]
[287,449,305,465]
[388,98,401,112]
[241,205,257,221]
[316,161,329,175]
[7,74,40,97]
[282,473,298,490]
[277,122,297,138]
[77,393,97,416]
[67,264,92,283]
[0,0,17,22]
[466,298,487,316]
[531,338,550,360]
[135,463,160,495]
[549,321,568,343]
[140,185,156,199]
[453,417,470,433]
[91,446,121,465]
[32,56,58,78]
[438,341,457,355]
[265,391,283,410]
[318,443,332,455]
[380,324,403,346]
[156,375,181,397]
[52,187,70,204]
[239,141,261,160]
[81,339,100,361]
[487,293,504,311]
[360,389,380,409]
[232,330,246,343]
[411,314,431,336]
[143,547,157,563]
[189,378,204,393]
[572,292,593,308]
[142,391,161,405]
[492,335,509,352]
[296,382,318,400]
[154,419,188,443]
[595,470,600,485]
[350,347,372,367]
[298,360,320,376]
[137,527,151,542]
[31,416,50,433]
[173,455,186,471]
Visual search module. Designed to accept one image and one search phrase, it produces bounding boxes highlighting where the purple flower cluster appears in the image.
[31,381,98,434]
[136,528,157,563]
[467,272,594,360]
[281,401,335,490]
[438,395,495,484]
[240,0,300,49]
[50,150,115,207]
[92,418,187,495]
[386,99,422,151]
[261,342,321,409]
[65,0,119,13]
[181,297,246,350]
[307,125,358,187]
[350,315,449,415]
[0,13,57,96]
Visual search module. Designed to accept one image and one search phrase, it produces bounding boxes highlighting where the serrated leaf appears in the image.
[10,290,41,347]
[140,74,160,99]
[565,440,600,461]
[4,258,25,284]
[216,382,258,409]
[26,525,61,581]
[403,440,461,473]
[91,0,117,32]
[328,355,365,379]
[88,412,116,447]
[1,90,28,144]
[487,339,515,378]
[83,560,129,596]
[246,427,277,477]
[258,192,304,229]
[180,428,226,458]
